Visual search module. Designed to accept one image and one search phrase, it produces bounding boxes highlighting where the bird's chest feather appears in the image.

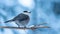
[17,19,29,26]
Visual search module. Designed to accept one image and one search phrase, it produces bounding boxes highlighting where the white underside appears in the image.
[15,20,29,27]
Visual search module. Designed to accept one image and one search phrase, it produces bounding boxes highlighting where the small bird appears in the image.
[4,11,31,28]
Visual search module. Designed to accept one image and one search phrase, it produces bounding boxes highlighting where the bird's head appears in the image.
[23,11,31,15]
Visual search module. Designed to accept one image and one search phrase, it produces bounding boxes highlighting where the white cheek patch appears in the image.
[23,13,30,15]
[18,0,35,9]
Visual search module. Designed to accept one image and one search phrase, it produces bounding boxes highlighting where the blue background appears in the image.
[0,0,60,34]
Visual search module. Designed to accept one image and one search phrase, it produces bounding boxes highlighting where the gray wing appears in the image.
[13,13,29,21]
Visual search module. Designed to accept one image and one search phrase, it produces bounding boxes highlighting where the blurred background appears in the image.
[0,0,60,34]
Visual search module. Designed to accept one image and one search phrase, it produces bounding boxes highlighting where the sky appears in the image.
[0,0,60,34]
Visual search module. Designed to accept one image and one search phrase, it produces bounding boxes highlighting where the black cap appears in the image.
[23,11,28,12]
[23,11,31,13]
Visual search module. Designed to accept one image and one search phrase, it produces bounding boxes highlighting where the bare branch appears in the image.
[0,25,50,30]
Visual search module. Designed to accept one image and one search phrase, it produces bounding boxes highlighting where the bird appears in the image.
[4,11,31,28]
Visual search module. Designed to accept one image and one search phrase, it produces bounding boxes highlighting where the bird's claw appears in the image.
[31,27,36,30]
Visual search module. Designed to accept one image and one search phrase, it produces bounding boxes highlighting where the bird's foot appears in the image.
[24,26,26,28]
[23,26,26,30]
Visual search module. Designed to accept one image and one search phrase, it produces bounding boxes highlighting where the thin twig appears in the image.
[0,26,50,30]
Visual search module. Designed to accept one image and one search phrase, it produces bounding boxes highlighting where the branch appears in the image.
[0,25,50,30]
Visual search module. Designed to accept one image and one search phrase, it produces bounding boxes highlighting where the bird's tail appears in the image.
[4,20,13,23]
